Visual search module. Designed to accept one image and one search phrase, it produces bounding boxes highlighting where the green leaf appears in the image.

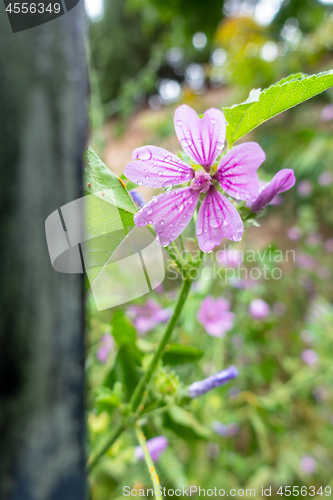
[94,383,123,414]
[85,147,136,214]
[164,405,212,441]
[104,344,142,400]
[223,71,333,145]
[83,148,137,294]
[162,343,204,366]
[111,311,136,346]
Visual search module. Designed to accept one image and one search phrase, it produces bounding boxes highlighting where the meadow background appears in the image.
[85,0,333,498]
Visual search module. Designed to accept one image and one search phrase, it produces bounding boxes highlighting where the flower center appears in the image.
[191,170,212,194]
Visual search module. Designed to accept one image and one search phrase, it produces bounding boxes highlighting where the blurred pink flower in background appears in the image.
[249,299,270,320]
[296,253,317,271]
[135,436,168,462]
[318,171,333,186]
[325,238,333,252]
[301,349,319,366]
[306,233,322,246]
[297,179,313,197]
[216,248,243,267]
[288,225,302,241]
[197,296,235,337]
[320,104,333,122]
[128,299,172,335]
[97,334,114,364]
[300,455,317,475]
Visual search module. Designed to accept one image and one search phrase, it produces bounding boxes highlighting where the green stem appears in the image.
[130,277,193,413]
[87,421,126,473]
[135,424,162,500]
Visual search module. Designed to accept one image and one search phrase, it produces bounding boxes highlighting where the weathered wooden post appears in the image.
[0,2,88,498]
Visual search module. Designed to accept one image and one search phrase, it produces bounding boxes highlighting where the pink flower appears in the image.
[135,436,168,462]
[297,179,313,197]
[300,455,316,475]
[97,334,114,364]
[325,238,333,252]
[301,349,319,366]
[288,226,302,241]
[124,105,266,252]
[321,104,333,122]
[249,299,270,320]
[248,169,295,213]
[128,299,171,335]
[197,296,235,337]
[318,171,333,186]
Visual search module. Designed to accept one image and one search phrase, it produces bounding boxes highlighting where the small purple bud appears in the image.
[135,436,168,463]
[188,366,238,398]
[130,190,146,208]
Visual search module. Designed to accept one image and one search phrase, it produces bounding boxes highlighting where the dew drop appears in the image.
[164,155,172,163]
[210,119,217,125]
[138,149,152,161]
[158,171,163,176]
[147,207,153,215]
[176,120,183,126]
[160,220,164,225]
[216,142,224,150]
[196,227,203,235]
[209,218,222,228]
[172,205,179,214]
[138,181,143,186]
[180,138,193,147]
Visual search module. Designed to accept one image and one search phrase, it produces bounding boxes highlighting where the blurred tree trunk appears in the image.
[0,4,88,500]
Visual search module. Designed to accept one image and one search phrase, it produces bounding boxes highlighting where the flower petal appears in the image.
[249,169,296,212]
[124,146,194,189]
[134,187,200,247]
[174,105,226,168]
[217,142,265,201]
[196,187,243,252]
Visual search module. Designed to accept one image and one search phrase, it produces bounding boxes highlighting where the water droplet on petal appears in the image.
[137,219,148,227]
[176,120,183,126]
[138,149,152,161]
[138,181,143,186]
[162,180,172,190]
[160,220,164,225]
[158,171,163,176]
[216,142,224,150]
[172,205,179,214]
[210,119,217,125]
[196,227,203,235]
[209,218,222,228]
[147,206,153,215]
[164,155,172,163]
[180,138,193,148]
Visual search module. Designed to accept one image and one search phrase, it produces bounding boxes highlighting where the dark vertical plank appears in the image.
[0,3,88,499]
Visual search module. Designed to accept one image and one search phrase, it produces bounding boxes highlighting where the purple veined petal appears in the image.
[249,169,296,212]
[217,142,265,201]
[124,145,194,189]
[196,187,243,252]
[174,105,226,168]
[134,187,200,247]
